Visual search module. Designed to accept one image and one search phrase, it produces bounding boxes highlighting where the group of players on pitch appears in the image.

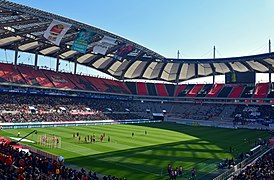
[73,132,110,143]
[73,130,148,143]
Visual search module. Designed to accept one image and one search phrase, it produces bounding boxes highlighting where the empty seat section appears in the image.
[268,83,274,98]
[240,86,255,98]
[196,84,213,97]
[228,86,244,98]
[0,69,5,83]
[0,64,8,83]
[0,63,25,84]
[41,70,76,89]
[175,84,187,96]
[206,84,224,97]
[18,66,53,87]
[102,79,130,94]
[156,83,168,96]
[165,84,175,96]
[253,83,269,98]
[217,86,233,97]
[114,81,131,94]
[187,84,204,97]
[268,92,274,98]
[74,75,97,91]
[146,83,157,96]
[136,82,148,95]
[177,84,195,97]
[125,82,137,94]
[84,76,106,92]
[62,73,87,90]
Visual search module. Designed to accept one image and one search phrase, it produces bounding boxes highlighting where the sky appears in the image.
[2,0,274,83]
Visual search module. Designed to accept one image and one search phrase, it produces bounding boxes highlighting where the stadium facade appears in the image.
[0,0,273,106]
[0,1,274,180]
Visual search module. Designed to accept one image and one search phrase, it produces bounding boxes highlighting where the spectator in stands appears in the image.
[0,93,147,123]
[0,139,106,180]
[235,149,274,179]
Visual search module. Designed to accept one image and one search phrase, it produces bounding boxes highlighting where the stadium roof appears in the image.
[0,0,274,83]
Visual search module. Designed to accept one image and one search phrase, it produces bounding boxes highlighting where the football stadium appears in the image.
[0,1,274,180]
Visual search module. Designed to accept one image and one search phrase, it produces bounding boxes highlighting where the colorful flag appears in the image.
[71,29,96,53]
[93,36,117,55]
[43,19,72,45]
[114,44,134,61]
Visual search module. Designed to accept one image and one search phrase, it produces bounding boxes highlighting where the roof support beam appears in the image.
[0,10,14,16]
[158,62,168,81]
[102,58,116,72]
[175,63,183,84]
[225,62,234,72]
[269,69,271,83]
[0,18,39,28]
[195,63,198,78]
[74,58,77,74]
[258,61,274,73]
[0,25,47,39]
[241,61,254,72]
[56,54,60,72]
[34,50,38,70]
[139,60,154,79]
[14,43,18,67]
[210,63,216,84]
[119,59,136,80]
[86,54,103,66]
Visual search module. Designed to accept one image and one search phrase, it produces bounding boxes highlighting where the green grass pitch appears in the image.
[0,122,271,179]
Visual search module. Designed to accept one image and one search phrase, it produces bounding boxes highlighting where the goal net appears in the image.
[37,134,61,149]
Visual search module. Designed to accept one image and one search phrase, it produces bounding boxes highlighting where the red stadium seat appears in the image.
[253,83,269,98]
[136,82,148,95]
[228,85,244,98]
[17,65,53,87]
[156,83,169,96]
[187,84,204,97]
[0,63,25,84]
[206,84,224,97]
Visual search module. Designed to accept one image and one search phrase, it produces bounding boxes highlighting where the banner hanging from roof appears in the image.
[43,19,72,45]
[71,29,96,53]
[93,36,117,55]
[114,44,134,61]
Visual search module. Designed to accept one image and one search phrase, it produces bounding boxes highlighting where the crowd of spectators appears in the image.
[234,148,274,179]
[2,92,274,125]
[0,139,127,180]
[232,105,274,125]
[168,103,231,121]
[0,93,147,123]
